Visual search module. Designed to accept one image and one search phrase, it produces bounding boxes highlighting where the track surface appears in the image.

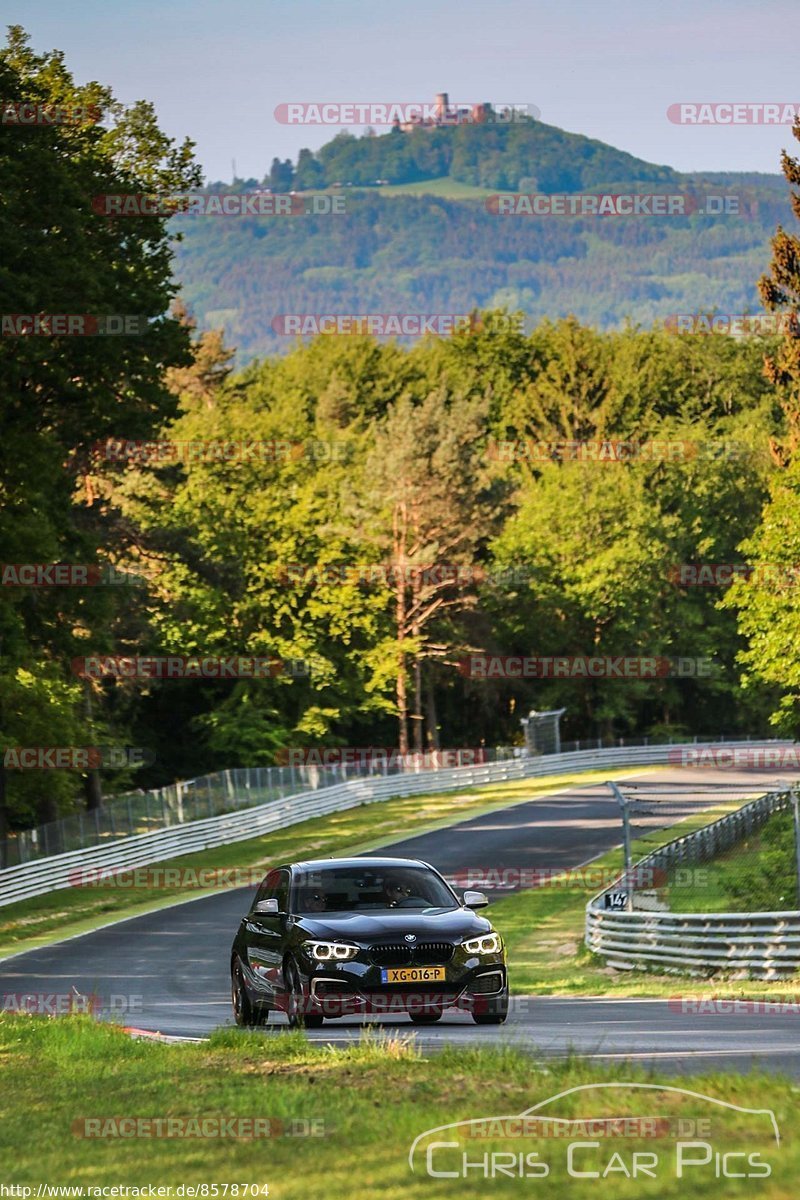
[3,767,799,1074]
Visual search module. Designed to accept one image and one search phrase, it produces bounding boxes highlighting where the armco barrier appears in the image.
[586,784,800,978]
[0,740,793,910]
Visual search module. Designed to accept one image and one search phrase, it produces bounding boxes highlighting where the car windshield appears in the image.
[292,866,457,914]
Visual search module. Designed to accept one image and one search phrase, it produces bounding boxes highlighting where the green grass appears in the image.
[368,177,506,199]
[0,1014,796,1197]
[660,808,799,914]
[0,767,636,960]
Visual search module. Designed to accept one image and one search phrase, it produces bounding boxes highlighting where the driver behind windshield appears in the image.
[381,872,426,908]
[299,889,327,912]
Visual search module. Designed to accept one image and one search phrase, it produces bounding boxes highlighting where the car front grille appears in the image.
[368,941,455,967]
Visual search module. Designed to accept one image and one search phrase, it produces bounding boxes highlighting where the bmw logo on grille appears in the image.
[404,934,416,942]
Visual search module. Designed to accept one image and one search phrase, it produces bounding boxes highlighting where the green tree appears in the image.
[0,26,199,831]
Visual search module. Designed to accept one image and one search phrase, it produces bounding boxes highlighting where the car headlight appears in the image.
[307,941,359,962]
[462,932,502,955]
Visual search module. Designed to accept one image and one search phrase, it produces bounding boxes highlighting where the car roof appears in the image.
[285,856,430,872]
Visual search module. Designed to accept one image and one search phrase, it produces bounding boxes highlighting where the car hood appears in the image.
[292,907,493,942]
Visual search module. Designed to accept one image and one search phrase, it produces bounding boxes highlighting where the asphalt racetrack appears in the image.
[3,766,800,1074]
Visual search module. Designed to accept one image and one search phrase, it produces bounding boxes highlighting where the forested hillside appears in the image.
[174,184,790,362]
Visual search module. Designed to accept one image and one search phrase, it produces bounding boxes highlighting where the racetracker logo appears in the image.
[276,563,532,587]
[459,655,714,679]
[668,746,800,769]
[272,314,472,337]
[71,655,309,680]
[92,193,346,217]
[1,991,141,1014]
[274,101,540,125]
[2,746,153,770]
[669,995,800,1015]
[447,866,668,891]
[71,1116,324,1139]
[68,866,272,889]
[667,563,800,587]
[665,313,796,335]
[667,102,800,124]
[1,314,147,336]
[93,437,348,464]
[275,747,487,768]
[1,101,102,125]
[487,193,701,217]
[0,563,145,587]
[488,439,690,463]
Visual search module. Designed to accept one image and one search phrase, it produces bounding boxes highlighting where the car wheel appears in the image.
[232,959,269,1027]
[472,985,509,1025]
[285,959,324,1030]
[231,960,254,1027]
[409,1009,442,1024]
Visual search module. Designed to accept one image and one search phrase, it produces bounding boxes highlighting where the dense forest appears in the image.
[3,28,800,840]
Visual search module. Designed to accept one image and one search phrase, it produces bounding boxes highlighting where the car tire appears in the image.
[285,959,324,1030]
[232,959,269,1028]
[232,960,255,1027]
[409,1010,443,1024]
[472,986,509,1025]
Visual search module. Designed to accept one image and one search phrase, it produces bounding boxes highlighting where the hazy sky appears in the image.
[10,0,800,181]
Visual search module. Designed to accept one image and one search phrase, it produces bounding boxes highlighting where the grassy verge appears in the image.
[490,801,800,997]
[660,808,798,914]
[0,767,636,960]
[0,1014,794,1198]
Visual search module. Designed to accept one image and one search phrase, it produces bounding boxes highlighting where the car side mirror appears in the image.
[254,898,280,915]
[463,889,489,909]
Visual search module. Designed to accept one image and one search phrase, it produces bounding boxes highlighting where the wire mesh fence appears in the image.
[1,748,517,868]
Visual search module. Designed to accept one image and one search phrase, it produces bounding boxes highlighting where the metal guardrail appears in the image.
[586,785,800,979]
[1,738,791,910]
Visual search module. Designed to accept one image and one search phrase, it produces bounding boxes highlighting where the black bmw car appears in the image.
[230,856,508,1028]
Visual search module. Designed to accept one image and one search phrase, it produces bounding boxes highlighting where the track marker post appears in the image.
[608,780,634,911]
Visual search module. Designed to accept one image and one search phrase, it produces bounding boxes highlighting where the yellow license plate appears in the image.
[381,966,447,984]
